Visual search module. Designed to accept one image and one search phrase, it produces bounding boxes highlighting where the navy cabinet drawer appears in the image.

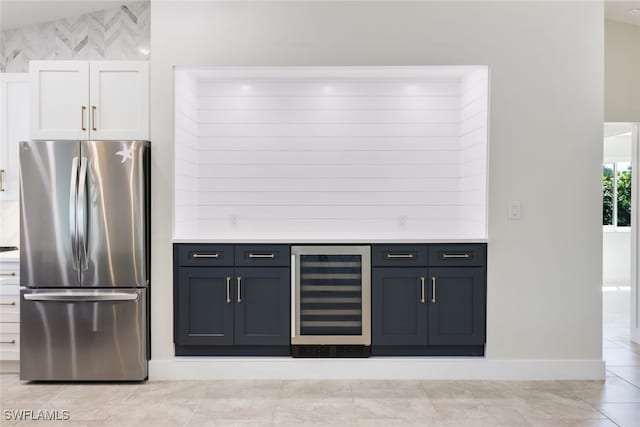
[234,245,290,267]
[428,244,486,267]
[372,245,428,267]
[177,244,234,267]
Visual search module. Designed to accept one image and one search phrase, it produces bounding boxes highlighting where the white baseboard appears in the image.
[149,358,605,381]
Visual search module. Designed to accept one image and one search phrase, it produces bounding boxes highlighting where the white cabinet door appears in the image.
[89,61,149,140]
[30,61,89,140]
[0,74,30,201]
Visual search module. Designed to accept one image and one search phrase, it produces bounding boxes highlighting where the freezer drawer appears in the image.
[20,288,147,381]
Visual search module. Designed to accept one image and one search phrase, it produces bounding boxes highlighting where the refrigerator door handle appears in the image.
[24,292,139,302]
[77,156,89,271]
[69,156,79,272]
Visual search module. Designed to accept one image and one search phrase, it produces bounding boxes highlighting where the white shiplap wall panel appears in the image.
[197,150,460,165]
[458,68,489,235]
[199,95,462,111]
[199,109,460,124]
[198,177,463,193]
[174,67,489,239]
[174,70,201,235]
[198,136,459,151]
[198,123,460,138]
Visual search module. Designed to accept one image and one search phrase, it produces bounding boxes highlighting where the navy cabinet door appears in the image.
[428,267,486,346]
[177,267,234,345]
[234,267,290,346]
[372,267,428,346]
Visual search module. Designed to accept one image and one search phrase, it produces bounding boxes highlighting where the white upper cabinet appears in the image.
[30,61,89,140]
[30,61,149,141]
[89,61,149,140]
[0,73,30,201]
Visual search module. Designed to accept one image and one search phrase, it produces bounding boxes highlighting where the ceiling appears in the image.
[606,0,640,26]
[1,0,639,32]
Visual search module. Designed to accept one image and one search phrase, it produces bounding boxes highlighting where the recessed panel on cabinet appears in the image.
[234,245,290,267]
[428,267,485,346]
[372,267,428,346]
[234,267,290,346]
[428,244,486,267]
[372,245,428,267]
[89,62,149,140]
[176,267,234,346]
[30,61,89,140]
[177,244,234,267]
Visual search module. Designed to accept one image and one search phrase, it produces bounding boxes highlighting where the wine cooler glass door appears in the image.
[291,246,371,345]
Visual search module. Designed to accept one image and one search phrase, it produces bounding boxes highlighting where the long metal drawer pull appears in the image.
[69,156,79,272]
[442,253,471,259]
[248,253,275,259]
[0,272,16,277]
[226,277,231,303]
[91,106,97,131]
[0,169,4,191]
[237,277,242,303]
[431,277,437,303]
[192,253,219,258]
[420,277,426,303]
[386,253,414,259]
[81,106,86,130]
[0,340,16,344]
[77,156,89,272]
[0,301,16,306]
[24,293,138,302]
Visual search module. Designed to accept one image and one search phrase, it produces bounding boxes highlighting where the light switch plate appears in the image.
[509,201,521,220]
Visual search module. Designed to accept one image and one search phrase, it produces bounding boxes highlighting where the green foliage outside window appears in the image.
[603,165,614,225]
[617,166,632,226]
[602,163,632,227]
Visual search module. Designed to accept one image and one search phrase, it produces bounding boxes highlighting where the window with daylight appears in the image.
[603,162,632,227]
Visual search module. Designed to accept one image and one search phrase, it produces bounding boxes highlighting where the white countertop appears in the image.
[0,250,19,262]
[172,238,488,244]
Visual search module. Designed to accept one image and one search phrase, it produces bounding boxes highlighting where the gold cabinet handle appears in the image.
[237,277,242,303]
[0,340,16,344]
[0,169,5,192]
[91,106,97,131]
[420,277,425,303]
[431,277,436,303]
[226,276,231,303]
[81,106,87,131]
[0,301,16,306]
[0,272,16,277]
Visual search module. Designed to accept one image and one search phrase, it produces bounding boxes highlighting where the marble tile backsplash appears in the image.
[1,1,150,72]
[0,201,19,246]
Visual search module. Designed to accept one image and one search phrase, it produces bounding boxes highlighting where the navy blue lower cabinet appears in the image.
[428,267,486,346]
[174,243,291,356]
[372,267,428,347]
[234,267,290,346]
[177,267,234,346]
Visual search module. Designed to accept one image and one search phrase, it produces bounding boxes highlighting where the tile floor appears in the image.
[1,290,639,426]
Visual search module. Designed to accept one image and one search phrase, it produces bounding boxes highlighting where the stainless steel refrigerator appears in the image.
[19,140,150,381]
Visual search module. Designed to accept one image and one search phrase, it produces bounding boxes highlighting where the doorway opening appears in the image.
[602,123,640,368]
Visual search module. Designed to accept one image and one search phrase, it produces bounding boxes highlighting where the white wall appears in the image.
[151,1,604,376]
[605,20,640,122]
